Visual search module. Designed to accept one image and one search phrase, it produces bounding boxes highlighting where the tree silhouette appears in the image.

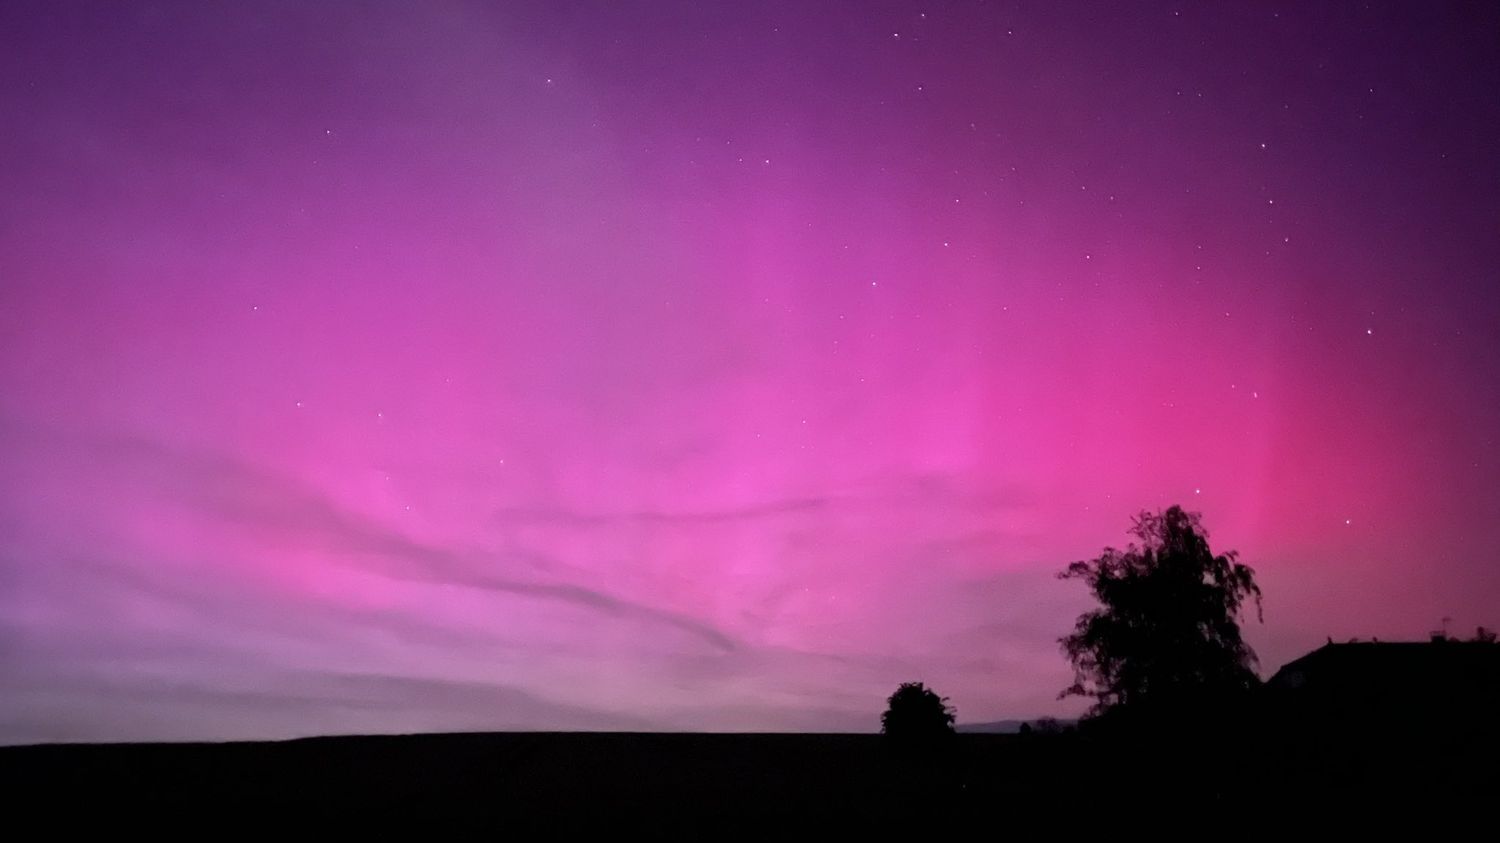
[880,682,956,740]
[1032,716,1065,735]
[1059,505,1262,720]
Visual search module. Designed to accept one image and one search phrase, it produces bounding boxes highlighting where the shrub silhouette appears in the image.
[1032,716,1065,735]
[1060,505,1263,722]
[880,682,956,740]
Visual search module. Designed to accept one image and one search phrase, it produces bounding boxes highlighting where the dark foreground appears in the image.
[2,728,1491,834]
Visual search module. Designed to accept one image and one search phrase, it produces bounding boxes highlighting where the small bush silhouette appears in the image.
[1033,716,1064,735]
[880,682,956,740]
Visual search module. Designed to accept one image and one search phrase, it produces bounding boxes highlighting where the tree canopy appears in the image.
[1060,505,1262,720]
[880,682,956,740]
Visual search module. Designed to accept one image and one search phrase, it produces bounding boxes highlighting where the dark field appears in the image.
[2,728,1491,834]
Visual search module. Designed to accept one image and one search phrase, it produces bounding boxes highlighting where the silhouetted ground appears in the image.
[1,728,1491,834]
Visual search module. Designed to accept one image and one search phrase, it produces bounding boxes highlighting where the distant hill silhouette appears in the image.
[954,719,1027,733]
[955,719,1077,733]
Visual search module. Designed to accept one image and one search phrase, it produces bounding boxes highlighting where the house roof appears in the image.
[1266,639,1500,708]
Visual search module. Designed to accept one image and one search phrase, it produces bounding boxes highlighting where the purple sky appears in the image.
[2,1,1498,742]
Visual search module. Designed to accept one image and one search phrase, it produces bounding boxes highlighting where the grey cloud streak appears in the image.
[0,418,744,654]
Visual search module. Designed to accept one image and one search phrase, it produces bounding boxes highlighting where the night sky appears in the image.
[3,1,1498,742]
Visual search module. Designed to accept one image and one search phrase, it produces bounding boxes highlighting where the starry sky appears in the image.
[2,1,1498,743]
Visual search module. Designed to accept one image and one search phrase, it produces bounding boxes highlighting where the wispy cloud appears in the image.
[0,415,1079,741]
